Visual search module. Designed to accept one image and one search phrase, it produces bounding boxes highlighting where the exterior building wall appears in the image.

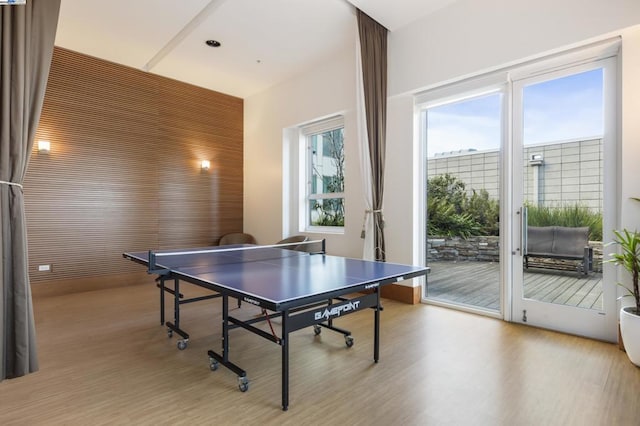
[427,138,603,212]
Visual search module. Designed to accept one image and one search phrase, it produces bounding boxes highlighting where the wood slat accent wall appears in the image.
[24,47,243,293]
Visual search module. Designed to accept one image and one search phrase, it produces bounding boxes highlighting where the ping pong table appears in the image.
[123,240,428,411]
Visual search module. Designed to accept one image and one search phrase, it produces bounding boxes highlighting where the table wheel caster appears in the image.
[209,358,219,371]
[238,376,249,392]
[177,339,188,350]
[345,335,354,348]
[313,325,321,335]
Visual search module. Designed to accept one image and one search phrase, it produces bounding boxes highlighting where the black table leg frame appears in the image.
[207,291,382,411]
[157,276,222,350]
[208,295,248,392]
[164,278,189,350]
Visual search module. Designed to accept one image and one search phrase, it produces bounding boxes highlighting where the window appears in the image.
[302,116,345,230]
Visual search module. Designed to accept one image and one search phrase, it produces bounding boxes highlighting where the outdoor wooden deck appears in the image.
[426,261,603,312]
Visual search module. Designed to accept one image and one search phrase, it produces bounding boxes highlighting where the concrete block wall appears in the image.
[427,138,603,213]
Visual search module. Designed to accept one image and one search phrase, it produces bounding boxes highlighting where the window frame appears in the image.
[300,116,345,234]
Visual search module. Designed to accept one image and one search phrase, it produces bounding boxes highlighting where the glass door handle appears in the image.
[513,207,527,255]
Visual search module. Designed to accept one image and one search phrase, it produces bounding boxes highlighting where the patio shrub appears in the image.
[427,174,497,237]
[427,174,601,240]
[468,188,500,236]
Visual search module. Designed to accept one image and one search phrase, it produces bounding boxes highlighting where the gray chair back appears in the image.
[219,232,257,246]
[276,235,309,251]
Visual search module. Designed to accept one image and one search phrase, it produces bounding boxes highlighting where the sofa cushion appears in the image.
[552,226,589,257]
[527,226,555,254]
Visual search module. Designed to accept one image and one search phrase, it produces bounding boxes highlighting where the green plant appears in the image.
[427,199,482,238]
[312,199,344,226]
[427,174,493,237]
[608,229,640,313]
[468,189,500,235]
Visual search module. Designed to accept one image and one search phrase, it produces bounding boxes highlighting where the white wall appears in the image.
[243,41,364,256]
[388,0,640,96]
[244,0,640,267]
[620,27,640,230]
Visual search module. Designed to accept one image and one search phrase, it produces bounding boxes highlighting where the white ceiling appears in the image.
[55,0,458,99]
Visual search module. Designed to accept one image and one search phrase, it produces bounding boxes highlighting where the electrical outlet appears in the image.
[38,264,51,272]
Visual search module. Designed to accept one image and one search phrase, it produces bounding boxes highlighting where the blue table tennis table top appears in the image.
[124,245,428,310]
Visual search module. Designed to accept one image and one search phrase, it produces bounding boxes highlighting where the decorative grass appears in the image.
[526,203,602,241]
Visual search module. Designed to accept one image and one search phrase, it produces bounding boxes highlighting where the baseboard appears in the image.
[31,272,152,298]
[618,322,626,351]
[380,284,421,304]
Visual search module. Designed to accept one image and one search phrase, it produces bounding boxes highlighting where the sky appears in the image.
[426,68,604,157]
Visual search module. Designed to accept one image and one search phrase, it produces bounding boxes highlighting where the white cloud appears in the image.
[427,110,500,157]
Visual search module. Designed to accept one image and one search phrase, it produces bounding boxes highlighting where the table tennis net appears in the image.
[148,239,326,272]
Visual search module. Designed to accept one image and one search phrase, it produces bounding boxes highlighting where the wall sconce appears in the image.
[37,140,51,154]
[201,160,211,171]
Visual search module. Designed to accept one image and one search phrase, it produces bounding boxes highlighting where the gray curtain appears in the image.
[0,0,60,381]
[357,10,387,262]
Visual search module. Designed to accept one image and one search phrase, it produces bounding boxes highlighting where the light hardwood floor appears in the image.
[1,282,639,425]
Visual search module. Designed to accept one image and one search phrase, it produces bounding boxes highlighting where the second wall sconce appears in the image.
[37,140,51,154]
[201,160,211,171]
